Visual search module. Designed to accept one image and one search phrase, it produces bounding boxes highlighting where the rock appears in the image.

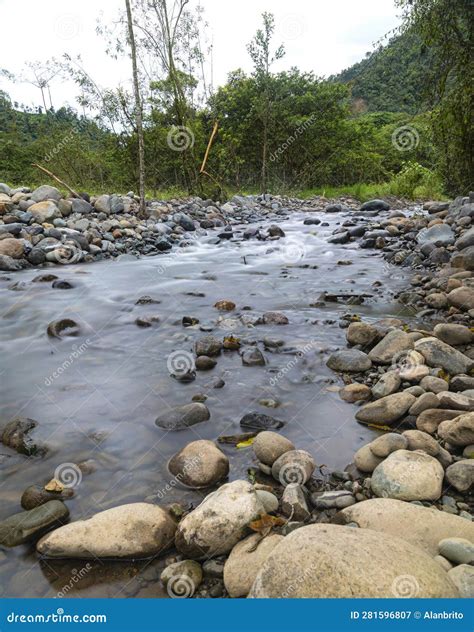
[47,319,80,339]
[447,286,474,311]
[415,337,473,375]
[438,412,474,447]
[434,323,473,346]
[355,392,415,425]
[371,450,444,501]
[0,238,24,259]
[168,440,229,489]
[195,335,222,357]
[409,392,440,416]
[346,322,379,347]
[417,224,455,247]
[372,372,401,399]
[242,347,266,366]
[438,391,474,411]
[31,185,61,202]
[195,356,217,371]
[202,558,225,578]
[71,198,93,214]
[252,431,294,466]
[21,484,74,510]
[445,460,474,493]
[29,200,59,222]
[448,565,474,598]
[1,417,41,455]
[311,490,355,510]
[94,194,111,214]
[214,300,235,311]
[37,503,176,558]
[360,199,390,212]
[369,433,408,458]
[425,292,448,309]
[326,349,372,373]
[161,560,202,598]
[240,412,284,431]
[435,555,453,572]
[0,501,69,547]
[255,490,279,513]
[281,484,310,520]
[175,480,265,559]
[262,312,289,325]
[402,429,439,456]
[335,498,474,555]
[248,524,458,598]
[420,375,449,394]
[155,403,210,431]
[339,383,371,403]
[0,254,22,271]
[439,538,474,565]
[416,408,462,434]
[354,444,384,473]
[368,330,414,365]
[224,533,284,598]
[451,375,474,392]
[455,226,474,250]
[271,450,315,485]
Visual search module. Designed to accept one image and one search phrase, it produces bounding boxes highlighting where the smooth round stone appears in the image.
[434,323,473,346]
[155,403,210,431]
[438,412,474,447]
[271,450,315,486]
[354,444,384,473]
[195,335,222,357]
[355,392,415,425]
[445,460,474,492]
[448,565,474,598]
[369,433,408,458]
[346,322,379,347]
[438,538,474,565]
[402,430,439,456]
[339,383,371,403]
[168,440,229,488]
[160,560,202,598]
[255,490,279,513]
[420,375,449,394]
[21,484,74,510]
[327,349,372,373]
[253,431,294,466]
[241,347,266,366]
[372,371,401,399]
[409,392,440,416]
[0,501,69,547]
[195,356,217,371]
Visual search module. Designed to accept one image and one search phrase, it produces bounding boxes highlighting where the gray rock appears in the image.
[21,484,73,510]
[29,200,59,223]
[271,450,315,485]
[438,412,474,447]
[94,195,111,214]
[415,337,473,375]
[0,501,69,547]
[355,392,415,425]
[369,432,408,458]
[240,412,284,431]
[372,371,401,399]
[326,349,372,372]
[242,347,266,366]
[360,199,390,212]
[438,391,474,411]
[168,440,229,488]
[371,450,444,501]
[402,429,439,456]
[253,431,294,466]
[409,392,440,416]
[439,538,474,565]
[1,417,41,455]
[447,286,474,311]
[445,460,474,493]
[368,330,414,365]
[71,198,93,214]
[155,403,210,430]
[354,444,384,473]
[0,254,22,271]
[255,490,279,513]
[417,224,455,247]
[311,490,355,510]
[434,323,473,346]
[31,185,61,203]
[448,565,474,598]
[346,322,379,347]
[420,375,449,394]
[416,408,462,434]
[161,560,202,597]
[195,335,222,357]
[455,226,474,250]
[281,484,310,520]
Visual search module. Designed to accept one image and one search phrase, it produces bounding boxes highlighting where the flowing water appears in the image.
[0,210,413,597]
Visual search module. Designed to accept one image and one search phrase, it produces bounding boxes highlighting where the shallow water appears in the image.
[0,210,413,597]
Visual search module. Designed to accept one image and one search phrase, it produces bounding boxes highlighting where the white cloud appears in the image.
[0,0,400,109]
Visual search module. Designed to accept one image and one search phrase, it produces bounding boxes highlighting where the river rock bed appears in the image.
[0,187,472,599]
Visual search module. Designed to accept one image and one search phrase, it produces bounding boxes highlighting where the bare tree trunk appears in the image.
[125,0,146,217]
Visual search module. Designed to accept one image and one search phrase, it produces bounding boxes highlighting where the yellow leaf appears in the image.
[237,437,255,448]
[367,424,393,432]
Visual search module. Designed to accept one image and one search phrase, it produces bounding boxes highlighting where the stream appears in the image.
[0,209,414,597]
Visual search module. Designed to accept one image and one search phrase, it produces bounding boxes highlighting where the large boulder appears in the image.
[224,533,284,598]
[175,481,265,559]
[248,524,458,598]
[370,450,444,501]
[37,503,176,558]
[168,440,229,488]
[355,392,415,425]
[334,498,474,556]
[415,337,473,375]
[368,330,414,365]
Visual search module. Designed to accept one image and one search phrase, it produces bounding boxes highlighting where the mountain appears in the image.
[335,30,432,114]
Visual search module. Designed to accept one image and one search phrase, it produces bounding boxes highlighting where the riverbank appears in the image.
[0,187,472,599]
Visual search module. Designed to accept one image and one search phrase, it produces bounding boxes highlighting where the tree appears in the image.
[247,12,285,192]
[125,0,146,215]
[396,0,473,194]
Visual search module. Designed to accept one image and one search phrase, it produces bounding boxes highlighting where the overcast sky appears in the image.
[0,0,401,110]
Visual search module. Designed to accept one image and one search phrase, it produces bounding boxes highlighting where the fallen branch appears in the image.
[31,163,81,199]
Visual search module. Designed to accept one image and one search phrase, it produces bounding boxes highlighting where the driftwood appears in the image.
[200,121,219,176]
[31,163,81,199]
